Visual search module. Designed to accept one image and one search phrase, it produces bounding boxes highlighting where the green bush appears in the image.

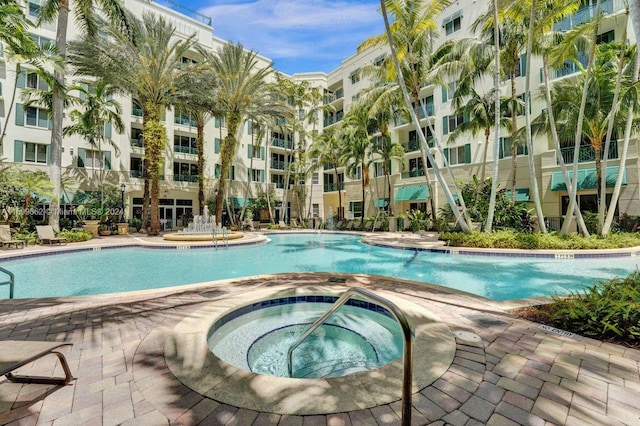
[440,230,640,250]
[58,230,93,242]
[532,271,640,343]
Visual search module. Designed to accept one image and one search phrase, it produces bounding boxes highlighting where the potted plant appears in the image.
[98,223,111,236]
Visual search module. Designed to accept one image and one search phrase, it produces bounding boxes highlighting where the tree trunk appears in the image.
[196,113,205,215]
[216,113,239,225]
[49,0,70,232]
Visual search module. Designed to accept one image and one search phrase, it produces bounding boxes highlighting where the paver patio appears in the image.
[0,232,638,425]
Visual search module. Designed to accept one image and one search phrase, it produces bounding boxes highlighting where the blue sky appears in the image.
[187,0,384,75]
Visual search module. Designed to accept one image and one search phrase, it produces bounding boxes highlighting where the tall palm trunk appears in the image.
[485,0,501,232]
[215,113,239,224]
[49,0,70,231]
[524,0,546,232]
[196,113,205,215]
[509,64,518,200]
[143,103,165,236]
[604,4,639,234]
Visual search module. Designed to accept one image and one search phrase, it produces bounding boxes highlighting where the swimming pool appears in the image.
[2,233,639,300]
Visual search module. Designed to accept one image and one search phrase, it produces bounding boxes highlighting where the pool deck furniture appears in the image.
[0,225,25,249]
[0,341,73,386]
[35,225,67,245]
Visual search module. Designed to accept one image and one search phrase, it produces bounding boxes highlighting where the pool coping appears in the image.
[163,285,457,415]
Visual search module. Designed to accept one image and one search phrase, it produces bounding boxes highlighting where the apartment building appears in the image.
[1,0,637,230]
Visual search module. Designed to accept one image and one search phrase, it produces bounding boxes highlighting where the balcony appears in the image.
[130,138,144,148]
[271,160,290,170]
[130,170,164,180]
[173,174,198,183]
[174,145,197,155]
[174,116,197,127]
[324,111,344,128]
[395,104,433,126]
[404,140,421,153]
[272,137,294,149]
[132,107,143,117]
[559,140,619,164]
[323,182,345,192]
[323,88,344,104]
[554,0,624,32]
[401,169,426,179]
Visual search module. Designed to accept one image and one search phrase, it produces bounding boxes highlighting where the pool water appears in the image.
[2,233,639,300]
[208,301,402,378]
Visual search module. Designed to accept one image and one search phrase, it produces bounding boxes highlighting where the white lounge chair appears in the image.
[36,225,67,245]
[0,340,73,386]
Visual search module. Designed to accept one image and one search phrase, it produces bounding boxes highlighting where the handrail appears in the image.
[286,287,413,425]
[0,266,15,299]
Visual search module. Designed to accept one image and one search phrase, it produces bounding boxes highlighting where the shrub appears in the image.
[58,230,93,242]
[524,271,640,344]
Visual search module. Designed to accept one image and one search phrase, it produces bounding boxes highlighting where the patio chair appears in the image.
[0,341,73,386]
[36,225,67,245]
[0,225,25,249]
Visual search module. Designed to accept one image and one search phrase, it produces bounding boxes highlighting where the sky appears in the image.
[187,0,385,75]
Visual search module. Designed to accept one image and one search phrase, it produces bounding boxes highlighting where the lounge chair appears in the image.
[0,340,73,386]
[0,225,25,249]
[36,225,67,245]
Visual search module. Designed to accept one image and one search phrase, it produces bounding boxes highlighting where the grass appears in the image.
[513,271,640,347]
[440,230,640,250]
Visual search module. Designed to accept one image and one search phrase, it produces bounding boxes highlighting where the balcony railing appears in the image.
[130,138,144,148]
[132,107,143,117]
[272,137,294,149]
[323,182,345,192]
[401,169,426,179]
[130,170,165,180]
[323,88,344,104]
[271,160,290,170]
[174,116,197,127]
[272,181,285,189]
[173,174,198,183]
[558,140,618,164]
[324,111,344,127]
[174,145,197,155]
[554,0,623,31]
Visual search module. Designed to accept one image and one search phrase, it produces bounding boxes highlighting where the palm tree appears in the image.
[37,0,130,231]
[363,0,472,232]
[63,81,124,209]
[68,12,196,235]
[341,104,373,221]
[202,42,290,224]
[17,170,54,220]
[309,126,345,221]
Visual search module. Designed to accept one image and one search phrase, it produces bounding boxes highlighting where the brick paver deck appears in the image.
[0,233,638,425]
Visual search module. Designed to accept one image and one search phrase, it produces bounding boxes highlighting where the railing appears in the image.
[272,137,294,149]
[554,0,623,31]
[323,111,344,127]
[0,267,15,299]
[174,116,197,127]
[558,140,618,164]
[130,170,165,180]
[155,0,213,26]
[130,138,144,148]
[404,140,421,152]
[131,107,143,117]
[286,287,413,425]
[323,182,345,192]
[270,160,289,170]
[173,174,198,182]
[401,169,426,179]
[323,88,345,104]
[174,145,197,155]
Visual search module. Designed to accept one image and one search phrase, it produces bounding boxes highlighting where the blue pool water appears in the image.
[2,233,639,300]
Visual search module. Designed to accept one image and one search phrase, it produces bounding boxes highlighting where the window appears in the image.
[349,68,360,84]
[214,138,221,154]
[511,55,527,78]
[174,134,196,154]
[441,82,457,103]
[214,116,226,128]
[248,168,264,182]
[312,204,320,217]
[517,93,532,115]
[25,106,50,129]
[26,71,49,91]
[444,144,471,165]
[597,30,615,44]
[349,201,363,218]
[373,54,385,67]
[352,166,362,180]
[374,162,389,177]
[443,11,462,35]
[442,115,465,135]
[248,144,263,159]
[29,33,53,48]
[499,137,528,158]
[323,172,344,192]
[28,1,41,17]
[409,157,424,174]
[84,150,110,169]
[173,162,198,181]
[312,172,319,184]
[271,173,285,189]
[24,142,47,164]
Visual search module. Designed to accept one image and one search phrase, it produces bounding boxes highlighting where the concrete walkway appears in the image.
[0,232,639,425]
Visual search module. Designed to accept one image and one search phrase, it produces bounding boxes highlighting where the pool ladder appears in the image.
[212,225,229,248]
[286,287,414,426]
[0,267,15,299]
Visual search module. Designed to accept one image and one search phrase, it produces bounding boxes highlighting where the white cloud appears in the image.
[198,0,383,72]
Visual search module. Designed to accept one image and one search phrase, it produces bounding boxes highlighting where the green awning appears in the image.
[374,198,389,208]
[505,188,530,202]
[395,184,430,201]
[229,197,254,208]
[551,166,626,191]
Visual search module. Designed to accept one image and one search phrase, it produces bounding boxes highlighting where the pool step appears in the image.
[294,359,379,378]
